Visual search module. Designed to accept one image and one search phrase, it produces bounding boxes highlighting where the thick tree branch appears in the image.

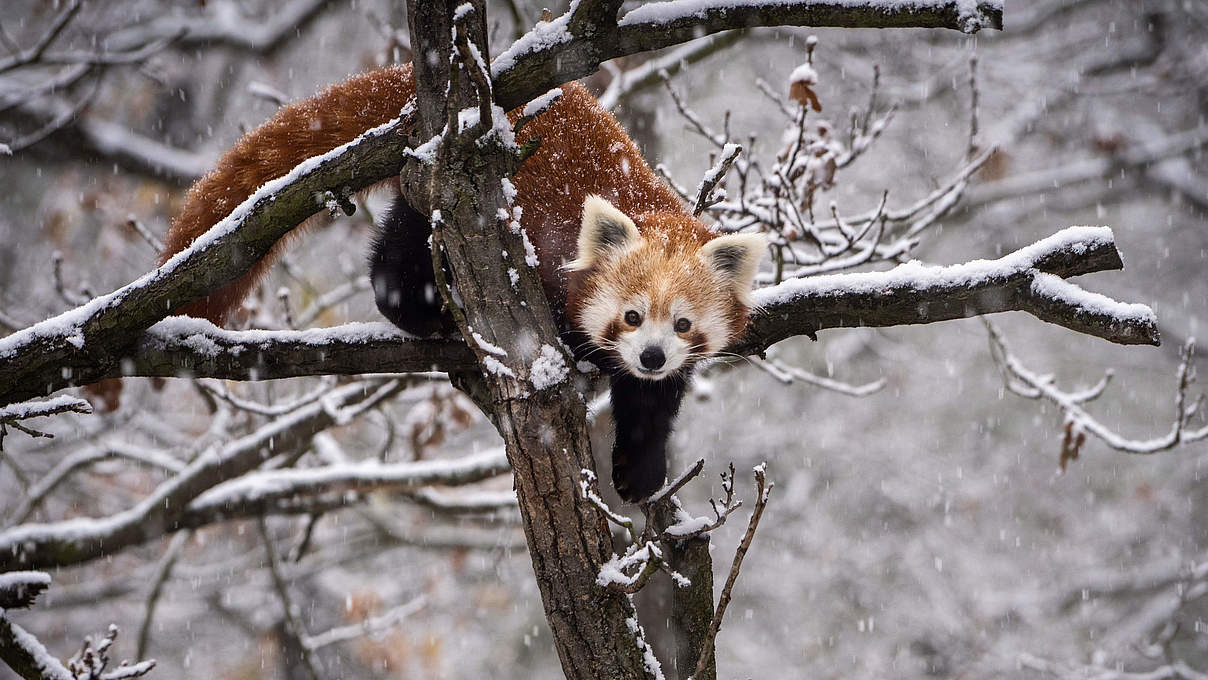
[0,112,416,406]
[5,227,1149,397]
[734,226,1159,356]
[0,380,403,571]
[0,574,156,680]
[105,319,475,382]
[0,612,74,680]
[0,572,50,610]
[491,0,1002,110]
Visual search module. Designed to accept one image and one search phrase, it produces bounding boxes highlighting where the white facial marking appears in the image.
[609,297,681,380]
[691,299,731,356]
[578,287,622,343]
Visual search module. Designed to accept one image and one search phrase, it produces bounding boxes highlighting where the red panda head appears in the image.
[567,195,766,380]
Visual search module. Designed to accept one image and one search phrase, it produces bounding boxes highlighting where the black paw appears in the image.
[612,450,666,503]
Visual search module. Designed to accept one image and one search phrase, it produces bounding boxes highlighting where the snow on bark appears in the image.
[0,612,75,680]
[147,317,413,353]
[528,344,569,390]
[0,571,51,591]
[0,396,91,421]
[0,571,51,610]
[1028,272,1155,327]
[482,356,517,378]
[471,330,508,356]
[618,0,1002,28]
[521,87,563,118]
[598,542,663,590]
[624,610,667,680]
[489,7,573,77]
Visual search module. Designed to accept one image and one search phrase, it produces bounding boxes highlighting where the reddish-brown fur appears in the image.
[160,64,730,328]
[161,65,416,324]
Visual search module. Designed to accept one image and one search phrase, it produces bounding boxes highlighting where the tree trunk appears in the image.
[401,2,652,677]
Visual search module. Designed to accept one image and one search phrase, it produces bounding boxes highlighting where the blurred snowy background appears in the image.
[2,1,1207,678]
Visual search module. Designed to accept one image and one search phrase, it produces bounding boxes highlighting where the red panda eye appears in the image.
[624,310,642,327]
[675,318,691,333]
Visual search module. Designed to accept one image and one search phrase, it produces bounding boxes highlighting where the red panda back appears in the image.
[511,82,695,310]
[160,65,690,326]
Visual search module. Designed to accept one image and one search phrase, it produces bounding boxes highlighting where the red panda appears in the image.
[160,63,766,502]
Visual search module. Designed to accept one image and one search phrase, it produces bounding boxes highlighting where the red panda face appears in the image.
[567,196,766,380]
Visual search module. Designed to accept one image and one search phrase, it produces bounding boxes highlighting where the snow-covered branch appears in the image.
[0,227,1154,401]
[185,448,510,519]
[0,572,50,610]
[0,573,155,680]
[736,226,1160,357]
[302,596,427,651]
[110,318,475,383]
[0,609,77,680]
[491,0,1002,110]
[0,396,91,448]
[0,379,404,571]
[0,396,511,572]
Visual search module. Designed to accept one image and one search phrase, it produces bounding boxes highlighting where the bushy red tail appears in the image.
[158,63,416,325]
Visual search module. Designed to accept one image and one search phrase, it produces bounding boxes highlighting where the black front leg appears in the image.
[369,195,448,337]
[609,372,688,503]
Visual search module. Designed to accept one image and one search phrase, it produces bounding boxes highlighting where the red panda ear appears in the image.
[700,233,767,305]
[568,195,640,271]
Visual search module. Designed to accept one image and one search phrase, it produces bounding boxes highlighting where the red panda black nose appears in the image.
[640,346,666,370]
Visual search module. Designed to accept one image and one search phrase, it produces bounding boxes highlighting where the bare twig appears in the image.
[9,441,185,525]
[102,0,331,53]
[67,626,155,680]
[135,531,190,658]
[754,356,887,397]
[124,219,164,253]
[302,596,427,650]
[645,458,706,506]
[692,143,742,216]
[692,464,773,680]
[985,320,1205,456]
[580,469,636,537]
[597,31,747,110]
[258,517,321,680]
[0,0,81,74]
